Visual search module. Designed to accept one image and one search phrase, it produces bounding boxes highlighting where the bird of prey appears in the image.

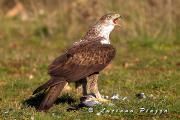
[33,13,121,111]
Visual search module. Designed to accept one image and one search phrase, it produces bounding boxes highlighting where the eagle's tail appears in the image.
[33,78,65,95]
[33,79,53,95]
[38,81,68,111]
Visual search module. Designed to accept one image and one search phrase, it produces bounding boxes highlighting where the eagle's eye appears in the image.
[107,16,112,19]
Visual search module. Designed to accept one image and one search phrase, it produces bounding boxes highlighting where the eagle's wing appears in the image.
[48,39,115,82]
[47,38,100,74]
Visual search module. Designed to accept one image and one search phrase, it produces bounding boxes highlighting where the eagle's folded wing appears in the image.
[48,39,115,82]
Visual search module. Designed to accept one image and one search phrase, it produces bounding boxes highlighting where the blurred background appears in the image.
[0,0,180,119]
[0,0,179,43]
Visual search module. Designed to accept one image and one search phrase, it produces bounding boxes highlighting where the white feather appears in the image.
[100,38,110,44]
[99,24,114,44]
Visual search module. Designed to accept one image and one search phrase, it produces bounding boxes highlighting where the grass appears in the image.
[0,14,180,120]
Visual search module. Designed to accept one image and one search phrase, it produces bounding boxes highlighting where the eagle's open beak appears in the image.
[113,17,122,26]
[113,15,122,27]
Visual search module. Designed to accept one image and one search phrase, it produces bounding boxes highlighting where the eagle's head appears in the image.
[99,13,121,27]
[96,13,122,43]
[81,13,122,44]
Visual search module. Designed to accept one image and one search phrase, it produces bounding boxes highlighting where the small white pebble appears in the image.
[111,94,120,100]
[136,93,146,99]
[96,112,101,116]
[4,111,9,114]
[88,107,94,113]
[105,110,110,113]
[122,97,128,101]
[105,96,109,99]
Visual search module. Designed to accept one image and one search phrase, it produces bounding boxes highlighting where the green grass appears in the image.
[0,16,180,120]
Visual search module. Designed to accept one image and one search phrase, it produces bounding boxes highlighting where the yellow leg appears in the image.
[75,73,110,104]
[89,97,110,103]
[86,73,109,103]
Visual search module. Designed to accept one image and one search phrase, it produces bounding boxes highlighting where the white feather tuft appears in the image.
[100,39,110,44]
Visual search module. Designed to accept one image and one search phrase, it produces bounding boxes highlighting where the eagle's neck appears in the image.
[99,24,114,44]
[82,23,114,44]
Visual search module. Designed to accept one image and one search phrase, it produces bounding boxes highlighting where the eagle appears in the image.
[33,13,122,111]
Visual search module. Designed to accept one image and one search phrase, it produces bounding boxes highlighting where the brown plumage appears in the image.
[33,13,121,111]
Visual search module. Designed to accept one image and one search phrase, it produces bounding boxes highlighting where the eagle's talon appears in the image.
[93,98,110,103]
[99,98,110,103]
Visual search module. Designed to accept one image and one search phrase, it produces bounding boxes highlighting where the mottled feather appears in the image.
[48,37,116,82]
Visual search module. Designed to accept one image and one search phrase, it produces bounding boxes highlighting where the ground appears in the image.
[0,16,180,120]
